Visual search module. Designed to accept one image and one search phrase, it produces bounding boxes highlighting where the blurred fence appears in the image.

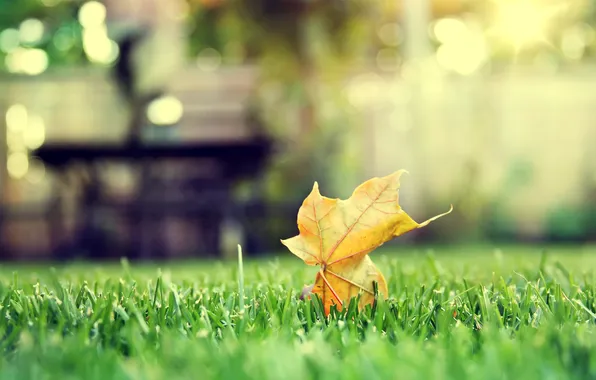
[358,65,596,242]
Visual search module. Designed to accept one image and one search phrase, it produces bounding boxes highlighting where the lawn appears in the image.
[1,244,596,379]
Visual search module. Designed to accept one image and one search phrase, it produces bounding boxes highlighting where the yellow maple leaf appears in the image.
[281,170,452,315]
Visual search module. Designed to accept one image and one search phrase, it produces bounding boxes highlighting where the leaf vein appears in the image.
[326,270,374,295]
[324,182,390,262]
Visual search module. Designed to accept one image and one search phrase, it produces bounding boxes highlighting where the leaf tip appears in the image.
[417,204,454,228]
[309,181,322,197]
[389,169,409,181]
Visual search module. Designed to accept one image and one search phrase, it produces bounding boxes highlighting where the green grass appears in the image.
[1,244,596,379]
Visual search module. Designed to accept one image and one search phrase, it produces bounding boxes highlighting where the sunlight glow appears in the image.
[6,104,28,132]
[436,33,488,76]
[489,1,564,53]
[5,48,49,75]
[23,115,46,150]
[432,18,488,76]
[83,27,119,65]
[147,96,184,125]
[498,3,545,44]
[7,152,29,179]
[78,1,107,29]
[19,19,44,44]
[79,1,118,65]
[433,18,467,44]
[6,130,26,152]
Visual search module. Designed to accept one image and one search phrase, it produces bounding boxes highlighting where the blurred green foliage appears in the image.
[0,0,86,70]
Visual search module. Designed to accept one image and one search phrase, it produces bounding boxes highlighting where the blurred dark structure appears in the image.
[0,0,283,260]
[0,30,274,260]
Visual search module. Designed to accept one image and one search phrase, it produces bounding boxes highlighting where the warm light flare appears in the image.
[488,0,565,54]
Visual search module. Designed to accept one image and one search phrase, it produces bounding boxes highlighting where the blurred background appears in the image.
[0,0,595,261]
